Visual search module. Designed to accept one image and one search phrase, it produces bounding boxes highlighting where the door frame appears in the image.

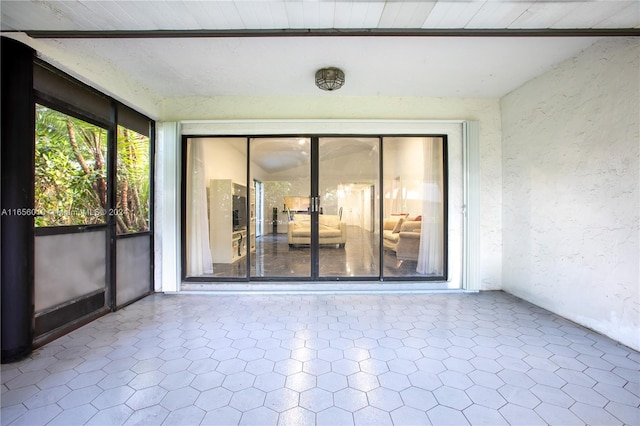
[164,119,479,291]
[183,134,448,282]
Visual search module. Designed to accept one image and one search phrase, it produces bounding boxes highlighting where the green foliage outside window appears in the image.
[35,105,150,233]
[35,105,108,227]
[116,126,150,234]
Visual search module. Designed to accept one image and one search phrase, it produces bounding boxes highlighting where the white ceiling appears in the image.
[1,1,638,117]
[19,36,603,98]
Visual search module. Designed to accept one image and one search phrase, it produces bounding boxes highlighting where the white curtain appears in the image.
[417,138,444,275]
[186,140,213,275]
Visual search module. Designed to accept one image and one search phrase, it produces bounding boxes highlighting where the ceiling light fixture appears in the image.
[315,67,345,91]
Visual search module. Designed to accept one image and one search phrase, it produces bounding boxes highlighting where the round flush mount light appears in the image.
[315,67,345,91]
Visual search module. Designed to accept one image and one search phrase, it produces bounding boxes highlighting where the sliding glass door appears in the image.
[185,137,248,279]
[382,137,446,278]
[183,135,447,282]
[318,137,380,278]
[250,137,311,278]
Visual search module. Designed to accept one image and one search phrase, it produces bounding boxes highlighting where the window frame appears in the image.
[34,101,112,232]
[33,62,154,238]
[32,58,155,322]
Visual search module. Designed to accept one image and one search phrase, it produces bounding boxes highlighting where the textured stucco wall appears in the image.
[501,38,640,350]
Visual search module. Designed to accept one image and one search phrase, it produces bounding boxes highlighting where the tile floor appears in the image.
[200,227,429,280]
[1,291,639,425]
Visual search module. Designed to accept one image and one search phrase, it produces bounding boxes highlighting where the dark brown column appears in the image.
[1,37,35,363]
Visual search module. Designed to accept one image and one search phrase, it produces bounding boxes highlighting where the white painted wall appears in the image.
[195,137,249,185]
[501,37,640,350]
[154,122,180,292]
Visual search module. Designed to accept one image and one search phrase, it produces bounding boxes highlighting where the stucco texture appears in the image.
[501,37,640,350]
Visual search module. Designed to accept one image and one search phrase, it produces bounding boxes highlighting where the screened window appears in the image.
[35,104,108,227]
[116,126,150,234]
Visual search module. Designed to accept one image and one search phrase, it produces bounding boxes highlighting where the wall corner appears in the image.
[463,120,481,291]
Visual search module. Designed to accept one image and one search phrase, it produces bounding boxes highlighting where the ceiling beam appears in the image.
[21,28,640,39]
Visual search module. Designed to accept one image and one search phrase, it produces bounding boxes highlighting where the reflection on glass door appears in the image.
[185,137,248,279]
[382,137,446,278]
[318,138,380,278]
[250,137,311,278]
[254,180,263,238]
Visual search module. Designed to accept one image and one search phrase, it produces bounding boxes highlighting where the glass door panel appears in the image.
[318,137,380,278]
[185,137,248,279]
[250,137,311,278]
[382,137,446,278]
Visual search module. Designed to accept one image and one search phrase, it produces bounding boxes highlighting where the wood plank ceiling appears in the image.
[2,1,638,32]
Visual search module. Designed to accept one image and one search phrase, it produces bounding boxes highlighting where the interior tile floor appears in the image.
[2,291,639,425]
[206,226,428,279]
